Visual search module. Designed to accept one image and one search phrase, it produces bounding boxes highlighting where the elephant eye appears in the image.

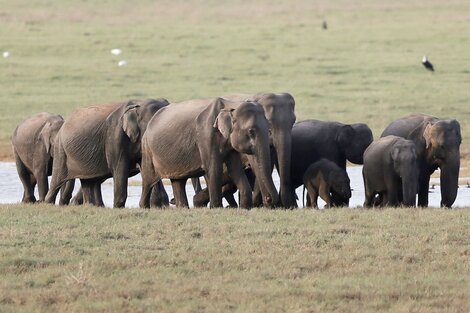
[248,128,256,139]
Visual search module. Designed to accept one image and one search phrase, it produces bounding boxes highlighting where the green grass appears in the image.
[0,204,469,312]
[0,0,469,158]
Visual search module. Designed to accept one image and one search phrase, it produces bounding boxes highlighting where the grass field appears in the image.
[1,1,469,312]
[0,205,469,313]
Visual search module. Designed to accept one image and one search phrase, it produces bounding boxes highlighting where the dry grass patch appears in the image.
[0,204,468,312]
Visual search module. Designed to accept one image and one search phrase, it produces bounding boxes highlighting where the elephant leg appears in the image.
[80,179,96,205]
[222,183,238,208]
[206,161,223,209]
[191,177,202,193]
[93,180,105,207]
[226,152,252,209]
[171,179,189,208]
[304,182,318,209]
[193,187,210,207]
[59,179,75,205]
[71,187,83,205]
[15,155,36,203]
[45,148,68,204]
[34,165,49,202]
[139,151,160,209]
[112,163,129,208]
[150,180,169,207]
[364,187,375,208]
[417,171,430,207]
[319,183,331,208]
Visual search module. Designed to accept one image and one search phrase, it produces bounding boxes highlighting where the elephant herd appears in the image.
[11,92,462,209]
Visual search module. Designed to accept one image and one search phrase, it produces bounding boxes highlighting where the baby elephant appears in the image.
[363,135,418,207]
[303,159,351,208]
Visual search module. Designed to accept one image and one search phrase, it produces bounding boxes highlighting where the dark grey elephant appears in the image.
[139,97,279,209]
[12,112,74,204]
[363,136,418,207]
[291,119,373,206]
[45,99,169,207]
[302,158,351,208]
[381,114,461,207]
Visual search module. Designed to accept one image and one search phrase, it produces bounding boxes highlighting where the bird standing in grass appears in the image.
[422,55,434,72]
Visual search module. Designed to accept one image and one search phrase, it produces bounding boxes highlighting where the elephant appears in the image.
[191,92,296,208]
[290,119,373,206]
[381,114,461,207]
[12,112,74,204]
[302,158,351,208]
[45,98,170,207]
[362,136,419,207]
[139,97,279,209]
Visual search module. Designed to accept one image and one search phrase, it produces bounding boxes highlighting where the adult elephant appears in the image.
[381,114,461,207]
[192,92,296,208]
[290,119,373,206]
[139,97,279,209]
[222,93,296,207]
[45,98,170,207]
[12,112,74,204]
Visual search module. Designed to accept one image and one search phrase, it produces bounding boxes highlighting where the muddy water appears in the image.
[1,162,469,208]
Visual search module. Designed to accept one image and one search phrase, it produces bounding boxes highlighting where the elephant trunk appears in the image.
[440,151,460,208]
[248,139,279,208]
[401,170,418,207]
[273,129,295,208]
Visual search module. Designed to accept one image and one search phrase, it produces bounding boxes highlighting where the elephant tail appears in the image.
[302,185,306,208]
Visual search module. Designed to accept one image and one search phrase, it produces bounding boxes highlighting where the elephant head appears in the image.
[391,139,418,206]
[328,170,351,201]
[421,119,461,207]
[212,100,279,207]
[120,98,170,142]
[337,123,373,164]
[39,116,64,157]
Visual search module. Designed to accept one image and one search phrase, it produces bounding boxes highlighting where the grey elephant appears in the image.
[291,119,373,206]
[381,114,461,207]
[363,136,418,207]
[192,92,296,208]
[12,112,74,204]
[302,158,351,208]
[139,97,279,209]
[45,99,169,207]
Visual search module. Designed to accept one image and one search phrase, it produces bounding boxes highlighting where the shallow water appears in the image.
[1,162,469,208]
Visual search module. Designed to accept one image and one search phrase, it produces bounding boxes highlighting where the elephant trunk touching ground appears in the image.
[273,126,294,207]
[246,134,279,207]
[399,163,418,207]
[440,151,460,208]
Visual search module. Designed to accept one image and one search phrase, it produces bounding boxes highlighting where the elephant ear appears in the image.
[450,119,462,144]
[391,144,400,162]
[213,108,234,140]
[121,102,141,143]
[39,121,53,154]
[336,125,355,148]
[423,122,433,149]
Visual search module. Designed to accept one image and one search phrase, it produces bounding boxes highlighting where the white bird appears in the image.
[118,60,128,67]
[111,48,122,56]
[3,51,10,58]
